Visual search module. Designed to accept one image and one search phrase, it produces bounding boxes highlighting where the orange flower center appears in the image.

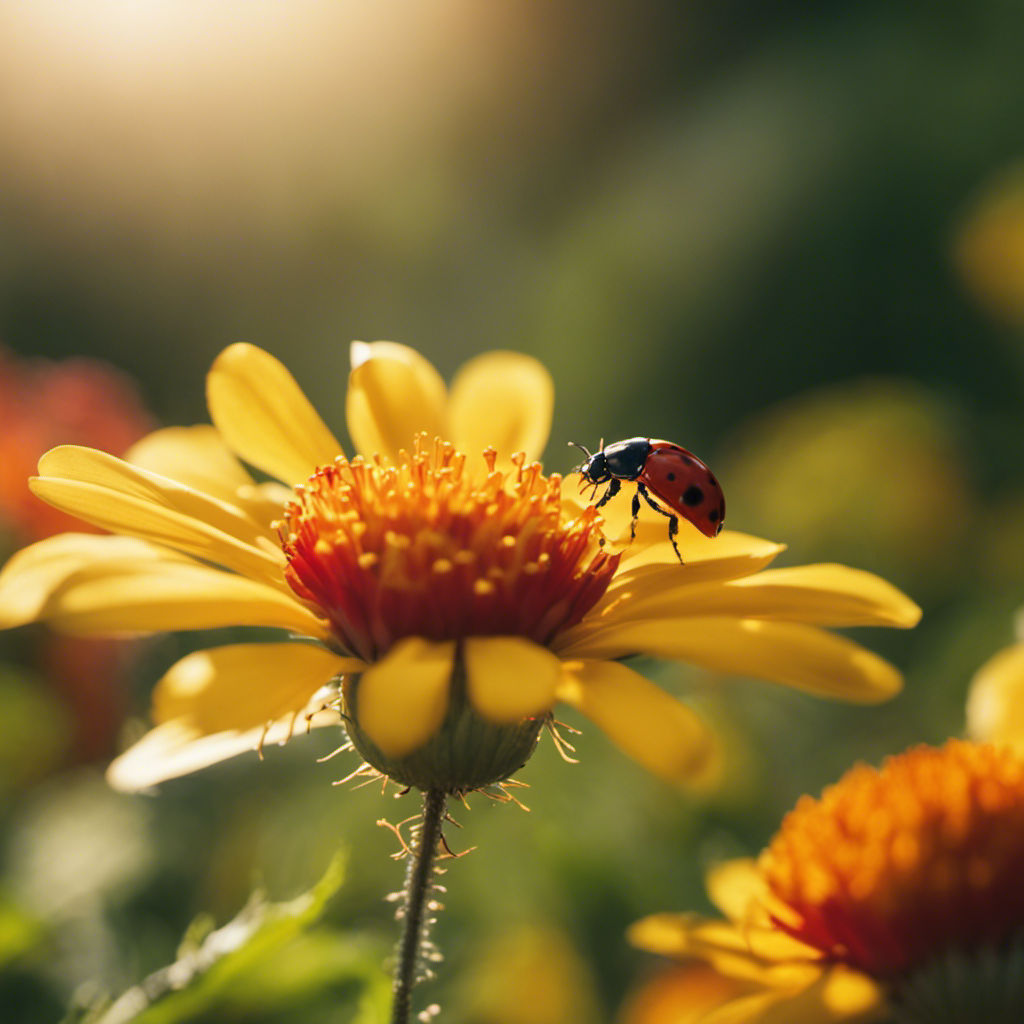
[278,437,618,662]
[760,740,1024,977]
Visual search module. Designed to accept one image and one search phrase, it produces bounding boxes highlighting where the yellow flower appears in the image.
[953,163,1024,325]
[0,342,920,793]
[630,740,1024,1023]
[967,635,1024,753]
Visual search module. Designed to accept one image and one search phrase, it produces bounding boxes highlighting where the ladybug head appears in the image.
[568,441,610,485]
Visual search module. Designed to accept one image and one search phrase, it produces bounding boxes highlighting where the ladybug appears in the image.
[570,437,725,562]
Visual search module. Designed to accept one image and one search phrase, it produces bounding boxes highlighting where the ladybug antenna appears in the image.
[567,440,593,459]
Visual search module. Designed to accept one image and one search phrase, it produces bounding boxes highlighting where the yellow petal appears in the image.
[966,642,1024,750]
[354,638,455,756]
[462,637,561,723]
[581,564,921,636]
[0,533,187,629]
[448,351,554,474]
[628,912,738,959]
[558,619,902,703]
[41,561,329,639]
[125,425,256,501]
[31,447,283,585]
[563,540,787,650]
[107,694,343,792]
[706,859,770,923]
[574,482,764,568]
[603,527,786,582]
[152,643,360,732]
[126,425,286,529]
[628,914,820,985]
[207,343,343,484]
[346,341,447,464]
[752,968,886,1024]
[716,565,920,627]
[557,659,715,784]
[39,444,273,544]
[815,968,885,1020]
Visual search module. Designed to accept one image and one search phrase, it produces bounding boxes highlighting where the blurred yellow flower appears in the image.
[631,740,1024,1023]
[0,342,920,793]
[953,163,1024,325]
[966,631,1024,753]
[718,381,973,594]
[461,923,602,1024]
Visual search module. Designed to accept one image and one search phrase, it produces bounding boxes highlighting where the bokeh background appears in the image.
[3,3,1024,1022]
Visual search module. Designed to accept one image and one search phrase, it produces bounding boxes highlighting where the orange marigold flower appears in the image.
[631,739,1024,1024]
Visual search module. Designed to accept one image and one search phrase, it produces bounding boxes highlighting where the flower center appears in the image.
[759,740,1024,977]
[278,436,618,662]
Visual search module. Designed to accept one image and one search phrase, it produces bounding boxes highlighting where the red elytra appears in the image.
[570,436,725,562]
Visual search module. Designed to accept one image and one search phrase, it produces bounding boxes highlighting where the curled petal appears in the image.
[355,638,455,756]
[152,643,360,732]
[557,659,715,784]
[207,343,343,484]
[463,637,560,722]
[448,351,554,474]
[558,619,902,703]
[346,341,447,464]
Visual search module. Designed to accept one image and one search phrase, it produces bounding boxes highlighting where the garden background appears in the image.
[2,3,1024,1022]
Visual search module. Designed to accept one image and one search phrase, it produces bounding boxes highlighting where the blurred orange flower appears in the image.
[631,740,1024,1023]
[0,344,154,763]
[0,347,154,544]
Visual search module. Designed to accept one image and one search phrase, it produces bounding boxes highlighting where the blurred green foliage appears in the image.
[3,2,1024,1022]
[68,855,389,1024]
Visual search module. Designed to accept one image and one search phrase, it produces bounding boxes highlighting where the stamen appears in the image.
[278,436,618,661]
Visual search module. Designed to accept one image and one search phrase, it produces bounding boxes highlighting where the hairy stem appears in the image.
[391,787,447,1024]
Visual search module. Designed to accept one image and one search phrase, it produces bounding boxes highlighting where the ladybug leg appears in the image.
[630,489,642,545]
[637,483,685,564]
[593,477,620,510]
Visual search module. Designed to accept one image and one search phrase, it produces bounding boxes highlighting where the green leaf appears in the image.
[79,853,389,1024]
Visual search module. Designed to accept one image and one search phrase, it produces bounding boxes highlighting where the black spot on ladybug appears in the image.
[683,485,704,506]
[707,474,717,486]
[680,456,694,465]
[708,508,719,523]
[666,471,676,481]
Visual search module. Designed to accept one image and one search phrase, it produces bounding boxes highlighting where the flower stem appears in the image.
[391,787,447,1024]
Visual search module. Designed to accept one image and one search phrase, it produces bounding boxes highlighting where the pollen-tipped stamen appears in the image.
[277,436,619,662]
